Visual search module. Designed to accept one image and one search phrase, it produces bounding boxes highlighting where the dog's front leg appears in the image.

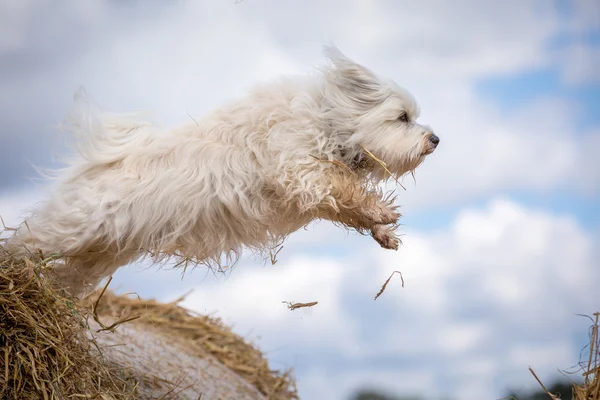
[316,171,401,250]
[370,223,400,250]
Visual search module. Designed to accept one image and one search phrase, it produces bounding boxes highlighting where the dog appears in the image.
[4,45,440,298]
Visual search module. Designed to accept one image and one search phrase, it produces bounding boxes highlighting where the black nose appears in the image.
[429,134,440,146]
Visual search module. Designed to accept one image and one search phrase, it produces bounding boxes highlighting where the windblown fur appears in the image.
[4,46,440,298]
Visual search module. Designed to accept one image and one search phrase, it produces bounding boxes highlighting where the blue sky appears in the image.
[478,70,599,127]
[0,1,599,399]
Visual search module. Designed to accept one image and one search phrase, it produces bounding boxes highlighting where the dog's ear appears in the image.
[323,45,382,105]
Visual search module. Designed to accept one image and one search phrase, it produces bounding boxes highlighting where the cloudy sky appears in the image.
[1,0,599,399]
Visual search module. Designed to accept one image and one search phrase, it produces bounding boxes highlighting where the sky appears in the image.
[0,1,599,399]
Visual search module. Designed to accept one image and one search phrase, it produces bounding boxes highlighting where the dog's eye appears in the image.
[398,113,409,123]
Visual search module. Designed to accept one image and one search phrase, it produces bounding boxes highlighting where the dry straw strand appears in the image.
[282,301,319,311]
[359,145,407,190]
[309,154,355,174]
[528,312,599,400]
[374,270,404,301]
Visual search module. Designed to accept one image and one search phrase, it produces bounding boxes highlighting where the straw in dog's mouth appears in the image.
[359,145,407,190]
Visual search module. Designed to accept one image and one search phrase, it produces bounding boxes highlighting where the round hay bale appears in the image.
[0,246,298,399]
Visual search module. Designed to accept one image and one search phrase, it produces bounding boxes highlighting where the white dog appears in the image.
[4,46,439,298]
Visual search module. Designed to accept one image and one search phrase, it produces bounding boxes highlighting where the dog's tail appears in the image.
[39,87,161,181]
[3,88,161,258]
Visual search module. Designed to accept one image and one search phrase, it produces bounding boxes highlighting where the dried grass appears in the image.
[0,249,137,399]
[374,270,404,301]
[359,145,407,190]
[282,301,319,311]
[572,312,599,400]
[0,244,298,399]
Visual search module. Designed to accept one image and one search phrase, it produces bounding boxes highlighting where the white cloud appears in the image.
[239,0,560,80]
[0,186,43,232]
[0,1,33,52]
[560,43,600,85]
[508,341,576,371]
[178,256,362,356]
[562,0,600,36]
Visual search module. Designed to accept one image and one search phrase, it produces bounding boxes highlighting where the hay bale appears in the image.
[85,316,269,399]
[87,288,298,400]
[0,246,298,399]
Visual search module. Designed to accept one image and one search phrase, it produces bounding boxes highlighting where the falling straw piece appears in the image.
[374,270,404,301]
[282,301,319,311]
[0,215,17,231]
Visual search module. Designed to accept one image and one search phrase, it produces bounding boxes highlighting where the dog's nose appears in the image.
[428,133,440,146]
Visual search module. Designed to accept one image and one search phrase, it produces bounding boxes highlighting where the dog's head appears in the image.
[320,45,439,181]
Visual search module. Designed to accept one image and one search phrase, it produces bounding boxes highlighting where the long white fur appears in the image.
[4,45,439,298]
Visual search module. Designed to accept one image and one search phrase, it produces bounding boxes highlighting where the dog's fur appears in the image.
[4,46,439,298]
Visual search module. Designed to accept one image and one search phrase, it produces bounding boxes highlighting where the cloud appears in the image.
[240,0,560,80]
[178,256,361,356]
[559,42,600,85]
[562,0,600,36]
[0,185,43,231]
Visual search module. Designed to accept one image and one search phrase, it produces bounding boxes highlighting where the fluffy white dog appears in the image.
[4,46,439,298]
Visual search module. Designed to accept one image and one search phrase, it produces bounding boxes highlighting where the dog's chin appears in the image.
[421,142,439,156]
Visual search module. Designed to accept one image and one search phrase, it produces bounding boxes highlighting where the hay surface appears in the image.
[87,317,267,399]
[88,288,299,399]
[0,248,297,399]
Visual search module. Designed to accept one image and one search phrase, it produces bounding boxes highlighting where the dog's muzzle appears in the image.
[423,132,440,154]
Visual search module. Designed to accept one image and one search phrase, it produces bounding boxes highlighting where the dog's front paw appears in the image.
[365,204,400,225]
[371,224,400,250]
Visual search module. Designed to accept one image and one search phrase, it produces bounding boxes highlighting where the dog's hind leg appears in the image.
[5,210,137,298]
[51,248,137,299]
